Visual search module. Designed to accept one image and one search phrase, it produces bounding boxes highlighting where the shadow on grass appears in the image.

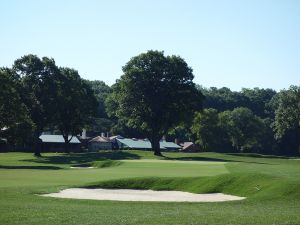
[163,156,229,162]
[0,165,61,170]
[22,151,141,165]
[21,150,275,166]
[162,155,273,165]
[226,153,293,159]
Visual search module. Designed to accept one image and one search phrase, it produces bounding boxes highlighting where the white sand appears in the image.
[70,167,95,169]
[41,188,245,202]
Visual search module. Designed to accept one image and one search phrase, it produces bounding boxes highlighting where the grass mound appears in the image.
[92,160,123,168]
[85,173,300,201]
[72,160,123,168]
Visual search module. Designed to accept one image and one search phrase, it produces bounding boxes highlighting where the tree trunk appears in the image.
[62,134,71,153]
[64,142,70,153]
[34,131,42,157]
[34,145,41,157]
[151,136,162,156]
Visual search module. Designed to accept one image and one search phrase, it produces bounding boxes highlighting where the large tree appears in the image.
[106,50,203,155]
[273,85,300,155]
[85,80,111,118]
[85,80,114,136]
[0,68,34,148]
[0,68,28,129]
[54,68,98,152]
[191,108,221,152]
[13,55,60,156]
[219,107,266,152]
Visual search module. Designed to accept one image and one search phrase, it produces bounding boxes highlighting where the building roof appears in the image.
[160,141,182,149]
[182,142,194,150]
[109,135,124,140]
[181,142,200,152]
[39,135,81,144]
[117,138,152,149]
[89,136,112,143]
[116,138,181,150]
[1,127,8,131]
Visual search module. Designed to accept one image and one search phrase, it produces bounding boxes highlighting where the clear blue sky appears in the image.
[1,0,299,90]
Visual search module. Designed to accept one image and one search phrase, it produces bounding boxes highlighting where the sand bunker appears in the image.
[41,188,245,202]
[70,166,95,169]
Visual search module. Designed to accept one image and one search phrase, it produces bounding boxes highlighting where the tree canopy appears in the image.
[106,50,204,155]
[12,55,60,155]
[273,85,300,154]
[53,67,98,152]
[7,55,98,154]
[0,68,28,129]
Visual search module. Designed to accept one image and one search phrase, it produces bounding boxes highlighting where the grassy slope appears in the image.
[0,150,299,225]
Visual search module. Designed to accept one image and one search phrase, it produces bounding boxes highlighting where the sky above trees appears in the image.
[0,0,299,90]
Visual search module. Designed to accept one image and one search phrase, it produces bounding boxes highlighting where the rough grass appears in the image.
[0,150,300,225]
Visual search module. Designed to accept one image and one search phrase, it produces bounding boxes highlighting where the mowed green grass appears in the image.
[0,150,300,225]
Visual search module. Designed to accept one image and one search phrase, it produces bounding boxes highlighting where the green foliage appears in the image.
[2,54,299,157]
[199,86,276,118]
[13,55,60,133]
[200,87,246,111]
[84,80,115,136]
[191,109,221,151]
[219,107,266,152]
[9,55,98,153]
[3,120,35,148]
[87,117,114,136]
[191,107,268,153]
[194,86,300,155]
[241,88,277,118]
[54,68,98,148]
[167,124,192,143]
[0,68,35,149]
[0,68,29,130]
[106,50,204,155]
[85,80,111,118]
[274,85,300,139]
[272,85,300,155]
[11,55,62,155]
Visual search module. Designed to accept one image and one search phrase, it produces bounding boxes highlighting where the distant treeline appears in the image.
[87,81,300,156]
[1,54,299,155]
[191,86,300,155]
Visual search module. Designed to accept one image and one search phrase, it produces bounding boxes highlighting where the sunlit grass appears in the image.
[0,150,300,224]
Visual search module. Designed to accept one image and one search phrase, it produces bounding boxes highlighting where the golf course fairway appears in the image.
[0,150,299,225]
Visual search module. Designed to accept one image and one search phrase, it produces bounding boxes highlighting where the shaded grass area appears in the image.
[0,165,61,170]
[17,150,281,167]
[226,153,292,159]
[0,151,300,224]
[22,151,141,165]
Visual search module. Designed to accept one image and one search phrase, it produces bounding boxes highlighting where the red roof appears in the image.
[89,136,112,143]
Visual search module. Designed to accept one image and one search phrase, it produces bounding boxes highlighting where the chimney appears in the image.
[101,132,105,137]
[174,138,180,145]
[82,129,86,139]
